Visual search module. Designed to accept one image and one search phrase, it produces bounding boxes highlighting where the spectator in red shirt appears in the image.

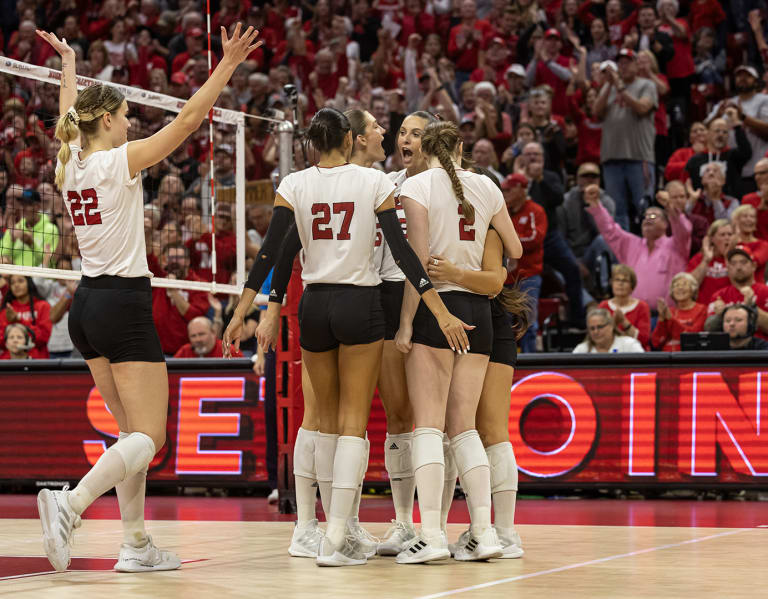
[526,29,573,117]
[651,272,708,351]
[599,264,651,349]
[471,37,512,87]
[0,322,34,360]
[187,203,237,286]
[689,0,726,34]
[447,0,494,83]
[705,245,768,339]
[656,0,695,139]
[665,122,707,181]
[171,28,207,74]
[174,317,243,358]
[153,243,211,356]
[687,218,733,305]
[741,157,768,241]
[0,275,51,358]
[731,204,768,283]
[501,172,547,353]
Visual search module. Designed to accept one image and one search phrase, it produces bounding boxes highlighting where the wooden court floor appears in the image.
[1,518,766,598]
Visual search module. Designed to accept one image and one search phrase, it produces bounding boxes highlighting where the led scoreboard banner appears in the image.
[1,353,767,488]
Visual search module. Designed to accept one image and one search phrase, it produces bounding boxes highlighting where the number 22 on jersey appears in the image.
[67,188,102,226]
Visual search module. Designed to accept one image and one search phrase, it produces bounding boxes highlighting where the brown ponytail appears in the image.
[54,84,125,191]
[497,285,533,340]
[421,121,475,224]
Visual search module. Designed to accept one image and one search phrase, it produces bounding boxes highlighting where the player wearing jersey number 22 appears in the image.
[34,24,263,574]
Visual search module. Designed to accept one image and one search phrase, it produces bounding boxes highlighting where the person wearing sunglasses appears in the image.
[572,307,644,353]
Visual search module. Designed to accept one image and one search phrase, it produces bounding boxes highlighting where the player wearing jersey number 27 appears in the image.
[34,24,263,574]
[224,108,472,567]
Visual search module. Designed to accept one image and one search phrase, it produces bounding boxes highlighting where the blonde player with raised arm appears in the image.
[35,24,263,573]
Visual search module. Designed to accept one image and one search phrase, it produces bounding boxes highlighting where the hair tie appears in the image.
[67,106,80,125]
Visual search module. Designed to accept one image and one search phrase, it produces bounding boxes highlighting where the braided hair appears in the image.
[420,121,475,224]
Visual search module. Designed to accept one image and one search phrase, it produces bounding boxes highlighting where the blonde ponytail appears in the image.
[54,112,80,190]
[421,121,475,224]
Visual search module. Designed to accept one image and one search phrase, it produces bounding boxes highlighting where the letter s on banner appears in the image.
[509,372,598,477]
[83,386,120,465]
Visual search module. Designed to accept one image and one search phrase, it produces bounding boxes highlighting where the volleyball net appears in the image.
[0,57,288,297]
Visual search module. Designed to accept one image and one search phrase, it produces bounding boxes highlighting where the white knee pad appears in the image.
[442,433,457,481]
[314,432,338,483]
[451,430,488,479]
[486,442,518,493]
[332,436,368,490]
[112,432,155,479]
[412,428,444,471]
[293,427,317,479]
[385,432,413,479]
[118,431,148,476]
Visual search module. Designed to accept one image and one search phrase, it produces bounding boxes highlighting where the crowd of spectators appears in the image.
[2,0,768,357]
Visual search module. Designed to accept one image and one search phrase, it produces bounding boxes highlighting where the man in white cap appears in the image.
[707,65,768,195]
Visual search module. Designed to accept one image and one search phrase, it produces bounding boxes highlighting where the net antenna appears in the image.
[0,58,280,299]
[206,0,217,294]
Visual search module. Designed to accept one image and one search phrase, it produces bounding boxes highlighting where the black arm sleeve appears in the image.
[244,205,296,291]
[377,208,434,295]
[268,224,302,304]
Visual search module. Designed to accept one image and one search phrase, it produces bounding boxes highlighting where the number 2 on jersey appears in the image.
[458,205,475,241]
[67,189,102,226]
[311,202,355,240]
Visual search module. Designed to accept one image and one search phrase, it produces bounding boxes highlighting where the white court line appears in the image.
[414,529,750,599]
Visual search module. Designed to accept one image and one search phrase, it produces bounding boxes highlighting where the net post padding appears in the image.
[276,258,304,514]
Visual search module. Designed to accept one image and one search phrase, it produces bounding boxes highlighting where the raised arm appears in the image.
[127,24,263,177]
[35,31,78,117]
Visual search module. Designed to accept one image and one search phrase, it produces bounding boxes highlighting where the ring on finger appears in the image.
[433,258,439,266]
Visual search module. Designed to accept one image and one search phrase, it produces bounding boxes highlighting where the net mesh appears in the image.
[0,58,250,295]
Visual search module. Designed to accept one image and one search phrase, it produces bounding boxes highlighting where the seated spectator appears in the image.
[731,204,768,283]
[598,264,651,349]
[720,304,768,350]
[664,122,707,182]
[651,272,708,351]
[585,181,691,310]
[687,219,733,305]
[572,307,645,353]
[705,246,768,338]
[741,157,768,240]
[501,173,547,353]
[1,323,33,360]
[152,243,211,356]
[174,316,243,358]
[0,275,52,358]
[685,162,738,228]
[684,117,751,198]
[0,189,59,267]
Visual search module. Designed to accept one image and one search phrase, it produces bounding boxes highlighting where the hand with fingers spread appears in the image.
[35,30,75,58]
[220,23,264,66]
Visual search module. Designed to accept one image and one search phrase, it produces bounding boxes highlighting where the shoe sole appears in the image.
[376,546,401,556]
[37,489,68,572]
[288,545,317,558]
[114,560,181,573]
[395,549,450,564]
[499,547,524,559]
[316,556,366,567]
[454,545,504,561]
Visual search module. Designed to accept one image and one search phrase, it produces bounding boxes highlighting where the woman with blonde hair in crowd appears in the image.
[573,307,644,353]
[598,264,651,349]
[686,218,733,305]
[651,272,707,351]
[731,204,768,283]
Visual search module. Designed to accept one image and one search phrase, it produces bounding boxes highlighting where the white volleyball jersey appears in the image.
[58,143,150,278]
[375,169,408,282]
[277,163,395,286]
[400,168,504,293]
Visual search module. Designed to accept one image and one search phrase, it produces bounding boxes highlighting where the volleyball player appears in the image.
[394,121,523,563]
[35,25,263,572]
[224,108,470,567]
[427,228,530,559]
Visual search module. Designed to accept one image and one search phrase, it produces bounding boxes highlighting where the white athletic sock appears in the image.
[326,436,367,549]
[412,428,444,543]
[293,428,318,526]
[349,435,369,523]
[68,432,155,516]
[314,432,338,522]
[115,432,149,547]
[486,441,518,532]
[451,430,492,537]
[440,433,457,532]
[385,432,414,524]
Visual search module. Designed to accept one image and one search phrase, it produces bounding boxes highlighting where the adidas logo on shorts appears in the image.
[389,443,399,450]
[269,289,277,297]
[419,278,428,288]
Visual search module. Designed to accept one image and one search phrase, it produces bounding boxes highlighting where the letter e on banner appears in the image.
[509,372,597,477]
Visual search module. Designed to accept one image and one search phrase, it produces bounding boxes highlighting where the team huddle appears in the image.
[33,23,527,573]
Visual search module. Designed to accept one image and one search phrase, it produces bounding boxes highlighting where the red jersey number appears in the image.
[68,188,102,226]
[311,202,355,240]
[458,205,475,241]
